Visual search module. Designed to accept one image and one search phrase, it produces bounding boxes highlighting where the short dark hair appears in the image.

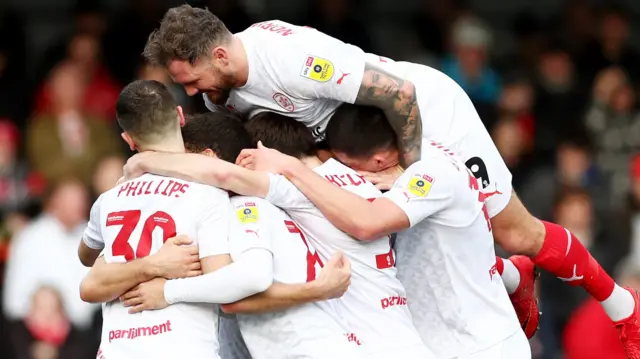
[116,80,178,143]
[245,112,316,159]
[326,104,397,158]
[181,110,253,163]
[143,5,232,66]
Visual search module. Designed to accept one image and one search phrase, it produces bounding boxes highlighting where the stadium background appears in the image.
[0,0,639,358]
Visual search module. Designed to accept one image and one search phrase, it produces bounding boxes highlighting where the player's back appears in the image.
[96,174,230,359]
[265,159,430,357]
[394,146,520,358]
[229,196,362,359]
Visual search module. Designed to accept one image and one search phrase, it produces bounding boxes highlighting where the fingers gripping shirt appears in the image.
[204,21,366,141]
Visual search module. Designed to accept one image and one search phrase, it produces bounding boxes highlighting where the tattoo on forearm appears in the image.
[354,62,422,167]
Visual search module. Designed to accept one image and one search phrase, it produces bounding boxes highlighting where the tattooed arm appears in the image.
[354,62,422,167]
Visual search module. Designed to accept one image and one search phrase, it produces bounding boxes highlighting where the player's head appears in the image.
[326,104,399,172]
[116,80,185,151]
[181,110,253,163]
[245,112,317,159]
[143,5,238,99]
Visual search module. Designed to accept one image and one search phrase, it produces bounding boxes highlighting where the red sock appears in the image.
[495,256,505,275]
[532,221,614,301]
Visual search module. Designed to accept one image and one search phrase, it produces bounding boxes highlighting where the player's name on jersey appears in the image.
[324,173,367,188]
[117,179,190,199]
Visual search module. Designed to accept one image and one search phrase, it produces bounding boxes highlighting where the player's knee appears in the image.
[491,193,544,256]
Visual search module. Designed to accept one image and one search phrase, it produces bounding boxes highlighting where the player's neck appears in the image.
[232,35,249,87]
[138,139,185,154]
[300,156,323,169]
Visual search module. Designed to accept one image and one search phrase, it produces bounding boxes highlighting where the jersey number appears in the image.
[284,220,324,282]
[107,210,177,261]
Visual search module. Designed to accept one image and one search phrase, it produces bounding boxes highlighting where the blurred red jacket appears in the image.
[563,298,626,359]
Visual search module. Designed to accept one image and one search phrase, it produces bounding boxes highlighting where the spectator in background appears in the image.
[36,0,107,86]
[532,43,588,163]
[91,156,124,197]
[35,32,120,120]
[520,135,609,220]
[8,286,92,359]
[0,120,37,221]
[412,0,467,58]
[3,178,98,330]
[441,16,501,107]
[563,258,638,359]
[303,0,372,52]
[613,156,640,266]
[585,67,640,203]
[538,188,611,359]
[27,63,120,187]
[582,5,640,83]
[103,0,165,84]
[491,119,529,188]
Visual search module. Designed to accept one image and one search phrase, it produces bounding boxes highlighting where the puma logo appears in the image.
[337,71,350,85]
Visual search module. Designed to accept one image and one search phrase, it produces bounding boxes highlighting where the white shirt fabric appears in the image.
[382,146,521,358]
[82,174,231,359]
[265,159,431,358]
[229,196,362,359]
[205,20,513,216]
[3,215,98,328]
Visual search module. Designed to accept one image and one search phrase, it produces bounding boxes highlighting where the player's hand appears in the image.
[145,235,202,279]
[236,141,297,174]
[121,278,168,313]
[123,152,156,180]
[358,165,404,190]
[315,251,351,300]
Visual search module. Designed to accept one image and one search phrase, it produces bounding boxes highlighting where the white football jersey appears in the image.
[205,20,512,216]
[82,174,232,359]
[382,146,521,358]
[265,159,431,357]
[229,196,362,359]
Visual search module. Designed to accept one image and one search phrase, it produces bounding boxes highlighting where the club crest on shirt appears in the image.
[236,202,259,224]
[272,93,295,112]
[300,55,334,82]
[407,174,434,197]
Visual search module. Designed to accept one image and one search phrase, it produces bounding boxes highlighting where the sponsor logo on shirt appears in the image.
[380,295,407,309]
[272,93,295,112]
[108,320,172,342]
[236,202,259,224]
[344,332,362,346]
[300,55,334,82]
[407,174,434,197]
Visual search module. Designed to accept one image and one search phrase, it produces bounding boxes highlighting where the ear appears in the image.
[202,148,218,158]
[212,46,229,64]
[177,106,185,127]
[121,132,136,151]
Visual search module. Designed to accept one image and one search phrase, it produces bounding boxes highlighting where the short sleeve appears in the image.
[82,197,104,250]
[382,161,453,227]
[264,173,314,211]
[229,198,273,256]
[197,189,233,259]
[272,29,366,103]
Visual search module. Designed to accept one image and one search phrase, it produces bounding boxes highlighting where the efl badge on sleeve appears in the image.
[407,174,434,197]
[300,55,334,82]
[236,202,259,224]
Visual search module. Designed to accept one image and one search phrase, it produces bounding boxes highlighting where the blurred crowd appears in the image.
[0,0,639,358]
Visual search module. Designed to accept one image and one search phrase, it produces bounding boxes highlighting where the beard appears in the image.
[204,88,231,105]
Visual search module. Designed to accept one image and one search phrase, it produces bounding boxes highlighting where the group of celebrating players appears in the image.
[75,5,640,359]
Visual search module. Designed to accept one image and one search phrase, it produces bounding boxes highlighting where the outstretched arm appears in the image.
[126,153,270,198]
[354,62,422,167]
